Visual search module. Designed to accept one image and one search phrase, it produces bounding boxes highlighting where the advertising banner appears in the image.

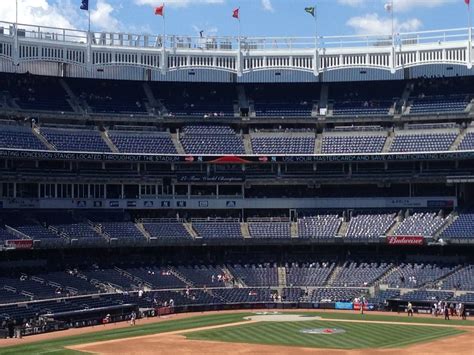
[5,240,33,249]
[335,302,353,310]
[386,236,425,245]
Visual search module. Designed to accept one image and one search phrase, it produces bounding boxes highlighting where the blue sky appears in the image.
[0,0,472,38]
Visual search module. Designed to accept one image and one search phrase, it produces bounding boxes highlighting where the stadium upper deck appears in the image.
[1,20,474,80]
[0,72,472,123]
[0,24,473,247]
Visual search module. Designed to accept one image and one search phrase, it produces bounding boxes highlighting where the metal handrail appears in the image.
[0,20,472,51]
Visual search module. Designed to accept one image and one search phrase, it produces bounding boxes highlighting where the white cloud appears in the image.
[394,0,456,12]
[134,0,224,8]
[0,0,122,33]
[337,0,366,6]
[91,0,122,32]
[192,24,218,36]
[347,13,422,35]
[261,0,274,12]
[0,0,78,29]
[338,0,456,12]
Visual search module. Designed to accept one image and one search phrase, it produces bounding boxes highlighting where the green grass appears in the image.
[186,320,465,350]
[0,313,251,355]
[304,311,474,326]
[0,311,470,354]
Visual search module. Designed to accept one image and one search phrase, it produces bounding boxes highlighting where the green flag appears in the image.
[305,6,315,17]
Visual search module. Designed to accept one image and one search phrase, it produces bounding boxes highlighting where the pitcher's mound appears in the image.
[300,328,346,334]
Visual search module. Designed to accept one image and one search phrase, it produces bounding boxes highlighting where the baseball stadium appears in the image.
[1,0,474,353]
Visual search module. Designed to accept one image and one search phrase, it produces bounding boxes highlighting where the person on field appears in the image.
[130,311,136,326]
[449,303,455,317]
[460,303,467,320]
[444,304,450,320]
[359,297,366,315]
[407,302,414,317]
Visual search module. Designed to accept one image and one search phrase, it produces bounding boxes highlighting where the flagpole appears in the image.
[469,2,472,43]
[469,1,472,68]
[87,2,92,72]
[163,14,166,48]
[314,5,318,76]
[161,4,167,75]
[233,7,242,76]
[237,7,241,66]
[314,5,318,49]
[14,0,18,65]
[239,19,241,49]
[238,8,241,47]
[391,1,395,47]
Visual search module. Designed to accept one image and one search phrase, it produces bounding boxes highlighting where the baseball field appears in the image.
[0,310,473,354]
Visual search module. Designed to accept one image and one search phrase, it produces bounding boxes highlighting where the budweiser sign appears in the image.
[5,240,33,250]
[386,236,424,245]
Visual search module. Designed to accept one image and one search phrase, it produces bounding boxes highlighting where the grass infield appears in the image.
[186,319,464,349]
[0,311,471,354]
[0,313,250,355]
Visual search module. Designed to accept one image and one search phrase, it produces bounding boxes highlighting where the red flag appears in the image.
[155,4,164,16]
[232,8,239,19]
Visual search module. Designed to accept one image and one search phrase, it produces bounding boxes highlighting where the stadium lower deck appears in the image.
[0,245,473,335]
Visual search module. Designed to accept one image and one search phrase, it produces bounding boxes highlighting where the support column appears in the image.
[468,35,473,69]
[236,39,243,77]
[313,48,319,77]
[13,23,19,66]
[161,43,168,75]
[390,45,396,74]
[87,31,93,72]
